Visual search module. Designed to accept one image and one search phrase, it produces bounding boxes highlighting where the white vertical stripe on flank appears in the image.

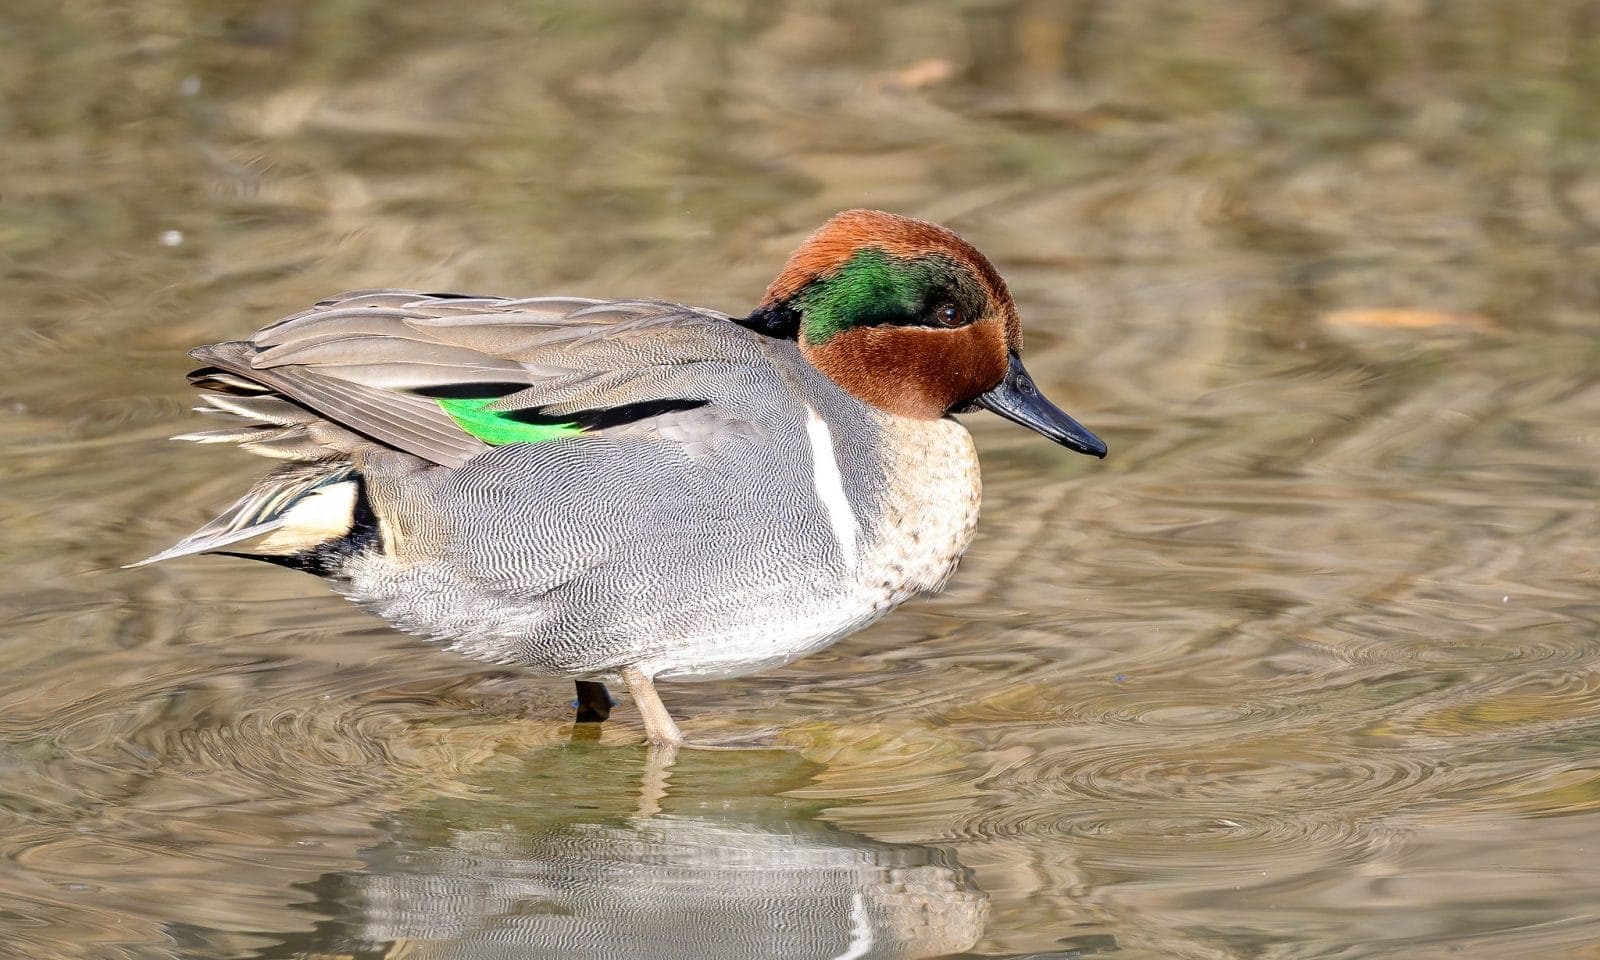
[804,406,858,570]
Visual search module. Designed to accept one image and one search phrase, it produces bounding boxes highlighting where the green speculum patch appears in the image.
[437,396,584,445]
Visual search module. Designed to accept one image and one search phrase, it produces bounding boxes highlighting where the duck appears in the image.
[134,209,1106,747]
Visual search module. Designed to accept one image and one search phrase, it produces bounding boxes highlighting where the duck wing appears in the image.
[182,290,776,470]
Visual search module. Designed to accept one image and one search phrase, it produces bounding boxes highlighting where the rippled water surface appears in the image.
[5,3,1600,958]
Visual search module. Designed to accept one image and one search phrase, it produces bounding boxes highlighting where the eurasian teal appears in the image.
[137,210,1107,746]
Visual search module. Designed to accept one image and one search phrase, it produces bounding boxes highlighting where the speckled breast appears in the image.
[847,415,983,614]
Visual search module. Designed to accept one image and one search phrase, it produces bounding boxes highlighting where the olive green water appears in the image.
[5,3,1600,958]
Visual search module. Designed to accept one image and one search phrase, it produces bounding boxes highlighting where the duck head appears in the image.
[744,209,1107,458]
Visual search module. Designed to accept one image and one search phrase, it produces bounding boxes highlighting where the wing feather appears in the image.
[177,291,779,468]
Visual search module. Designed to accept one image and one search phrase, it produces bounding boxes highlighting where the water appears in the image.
[4,2,1600,957]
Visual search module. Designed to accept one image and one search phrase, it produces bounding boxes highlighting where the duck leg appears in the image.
[572,680,613,723]
[620,666,683,746]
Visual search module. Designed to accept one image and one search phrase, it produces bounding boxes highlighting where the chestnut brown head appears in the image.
[744,209,1106,457]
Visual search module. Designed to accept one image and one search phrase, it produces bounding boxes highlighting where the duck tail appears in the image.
[127,463,378,574]
[129,341,393,573]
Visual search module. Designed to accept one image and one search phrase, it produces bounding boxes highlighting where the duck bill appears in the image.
[975,354,1107,458]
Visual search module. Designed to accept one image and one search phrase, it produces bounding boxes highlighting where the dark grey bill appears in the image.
[974,353,1107,458]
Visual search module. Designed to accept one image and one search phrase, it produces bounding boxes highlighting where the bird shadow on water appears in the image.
[243,739,993,960]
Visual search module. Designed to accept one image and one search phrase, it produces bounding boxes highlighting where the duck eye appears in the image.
[934,303,962,328]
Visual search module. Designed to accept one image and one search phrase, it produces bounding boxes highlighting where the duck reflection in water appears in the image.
[263,746,987,960]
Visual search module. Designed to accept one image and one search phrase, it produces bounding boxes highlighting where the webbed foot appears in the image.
[572,680,614,723]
